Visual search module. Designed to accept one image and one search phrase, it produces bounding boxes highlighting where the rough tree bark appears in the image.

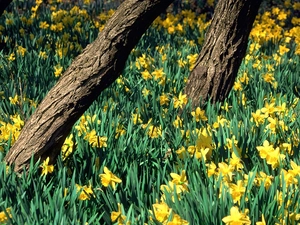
[4,0,263,173]
[4,0,174,173]
[184,0,262,107]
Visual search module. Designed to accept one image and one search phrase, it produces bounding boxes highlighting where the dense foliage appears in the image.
[0,0,300,224]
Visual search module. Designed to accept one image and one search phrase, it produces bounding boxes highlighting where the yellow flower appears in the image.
[187,53,198,71]
[256,140,274,159]
[135,54,151,70]
[263,73,275,84]
[61,134,74,160]
[213,116,229,129]
[5,18,14,26]
[142,88,150,97]
[277,11,287,21]
[173,116,182,128]
[191,107,207,122]
[54,65,63,77]
[251,109,266,126]
[195,128,214,160]
[151,201,171,223]
[218,162,234,182]
[141,70,152,80]
[278,45,289,55]
[280,169,297,186]
[115,124,126,139]
[272,7,280,15]
[146,125,162,138]
[159,93,169,106]
[39,51,47,59]
[256,141,285,169]
[206,162,217,177]
[167,213,189,225]
[152,68,165,81]
[160,181,186,201]
[177,59,187,68]
[266,147,285,169]
[256,214,266,225]
[176,146,189,160]
[131,113,142,124]
[40,157,54,176]
[0,208,11,223]
[256,172,273,190]
[99,166,122,190]
[233,81,243,91]
[10,114,24,130]
[173,92,188,109]
[111,203,129,224]
[0,115,24,146]
[293,2,300,10]
[39,21,50,29]
[161,53,167,62]
[170,170,188,192]
[84,130,107,148]
[9,95,19,105]
[260,102,277,117]
[207,0,214,7]
[8,53,15,61]
[288,160,300,176]
[0,25,4,35]
[76,184,93,200]
[239,72,249,84]
[17,45,26,56]
[230,152,244,171]
[222,206,251,225]
[229,180,246,204]
[36,0,43,5]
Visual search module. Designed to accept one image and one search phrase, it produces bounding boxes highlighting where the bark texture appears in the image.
[184,0,262,107]
[5,0,174,173]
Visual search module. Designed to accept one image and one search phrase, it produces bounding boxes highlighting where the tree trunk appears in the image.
[184,0,262,107]
[4,0,174,173]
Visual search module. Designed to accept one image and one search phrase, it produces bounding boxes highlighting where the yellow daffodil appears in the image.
[61,134,74,160]
[218,162,234,182]
[256,214,266,225]
[191,107,208,122]
[151,201,171,223]
[257,141,285,169]
[39,21,50,29]
[76,184,94,201]
[152,68,165,81]
[111,203,128,224]
[167,213,189,225]
[222,206,251,225]
[99,167,122,190]
[40,157,54,176]
[159,93,170,106]
[84,130,107,148]
[170,170,188,191]
[54,65,63,77]
[229,180,246,204]
[0,208,11,223]
[173,92,188,109]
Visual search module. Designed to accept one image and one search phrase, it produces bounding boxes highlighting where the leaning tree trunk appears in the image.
[184,0,262,107]
[5,0,174,173]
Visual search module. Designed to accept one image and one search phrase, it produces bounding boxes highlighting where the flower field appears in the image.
[0,0,300,224]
